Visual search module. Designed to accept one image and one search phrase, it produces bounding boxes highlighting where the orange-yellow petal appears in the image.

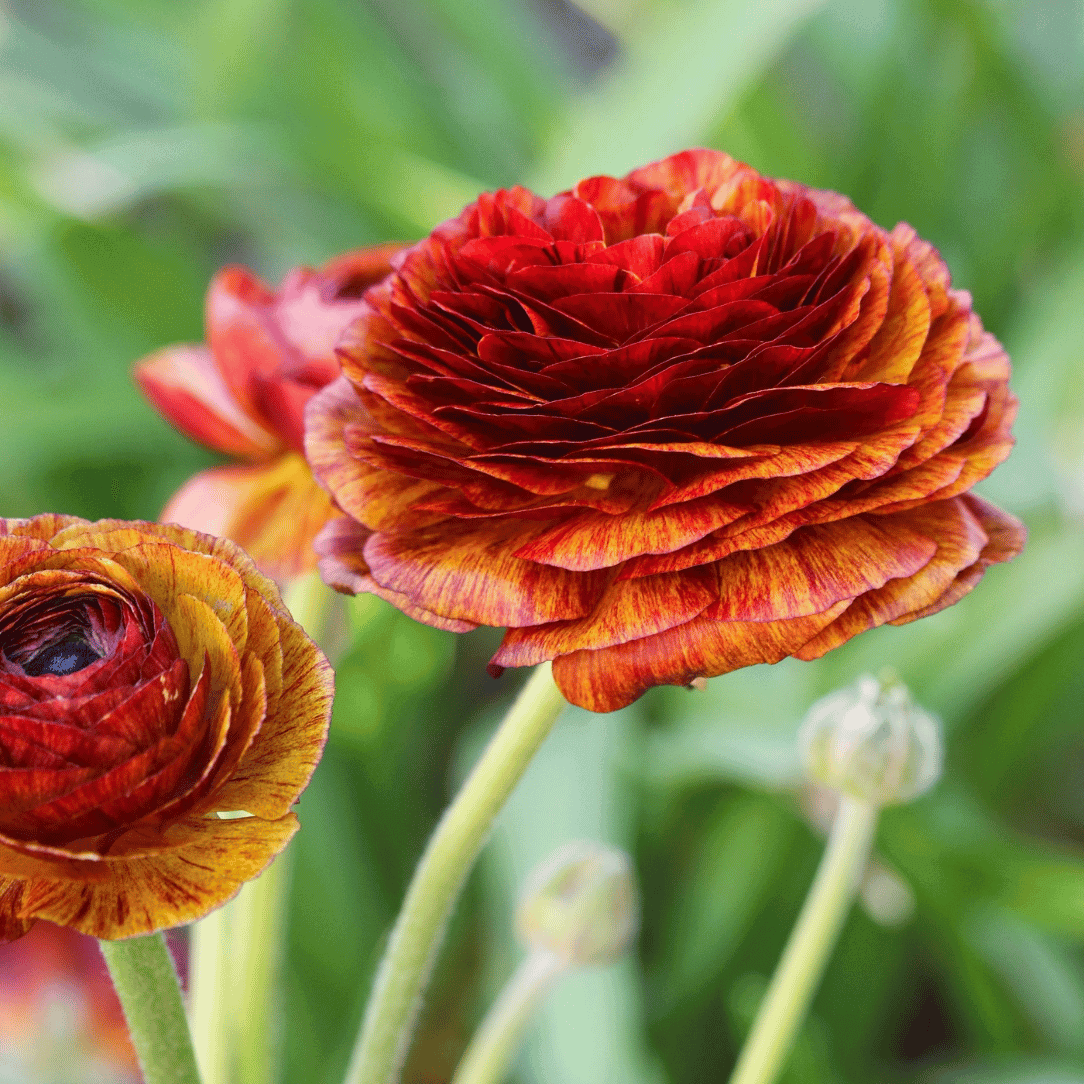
[161,454,338,584]
[18,814,299,940]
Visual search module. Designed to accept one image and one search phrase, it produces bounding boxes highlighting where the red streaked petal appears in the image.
[364,519,609,627]
[212,609,332,819]
[551,601,850,712]
[134,345,279,459]
[513,494,750,571]
[490,565,718,667]
[795,498,990,659]
[0,879,31,942]
[315,517,478,632]
[707,514,938,622]
[18,814,299,940]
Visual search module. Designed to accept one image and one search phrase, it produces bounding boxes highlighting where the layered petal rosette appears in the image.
[136,244,406,582]
[306,150,1024,712]
[0,515,333,941]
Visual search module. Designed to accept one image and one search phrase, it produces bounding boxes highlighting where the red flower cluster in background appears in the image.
[304,150,1023,710]
[136,245,405,583]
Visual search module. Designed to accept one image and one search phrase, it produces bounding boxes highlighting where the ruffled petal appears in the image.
[18,814,298,940]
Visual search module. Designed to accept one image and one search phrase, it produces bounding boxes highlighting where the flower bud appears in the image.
[516,841,638,967]
[799,674,942,806]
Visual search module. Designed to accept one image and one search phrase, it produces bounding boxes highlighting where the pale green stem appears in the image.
[233,856,292,1084]
[344,662,568,1084]
[99,933,203,1084]
[452,951,567,1084]
[284,570,337,645]
[728,796,879,1084]
[190,901,233,1084]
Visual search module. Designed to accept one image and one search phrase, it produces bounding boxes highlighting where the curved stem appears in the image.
[452,951,566,1084]
[728,796,878,1084]
[100,933,203,1084]
[344,662,568,1084]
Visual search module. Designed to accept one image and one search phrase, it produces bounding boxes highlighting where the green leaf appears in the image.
[533,0,827,191]
[655,792,799,1013]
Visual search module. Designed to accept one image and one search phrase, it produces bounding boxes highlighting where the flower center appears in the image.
[22,633,102,677]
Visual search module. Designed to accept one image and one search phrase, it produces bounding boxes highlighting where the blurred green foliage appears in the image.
[1,1,1083,1083]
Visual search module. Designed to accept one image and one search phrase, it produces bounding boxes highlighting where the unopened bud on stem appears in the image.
[799,674,942,806]
[516,841,638,967]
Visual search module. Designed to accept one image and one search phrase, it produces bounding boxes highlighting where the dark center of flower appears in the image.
[22,633,102,677]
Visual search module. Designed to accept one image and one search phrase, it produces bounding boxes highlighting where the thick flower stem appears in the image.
[452,950,566,1084]
[344,662,568,1084]
[728,796,879,1084]
[99,933,203,1084]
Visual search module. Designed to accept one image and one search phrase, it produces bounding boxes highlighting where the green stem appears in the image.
[344,661,568,1084]
[99,933,203,1084]
[451,951,566,1084]
[234,855,292,1084]
[728,796,879,1084]
[284,570,337,645]
[189,899,233,1084]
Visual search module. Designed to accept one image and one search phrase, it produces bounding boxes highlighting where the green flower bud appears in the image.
[516,841,638,967]
[799,674,942,806]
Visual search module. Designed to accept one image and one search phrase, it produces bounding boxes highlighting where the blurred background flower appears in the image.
[134,245,404,583]
[0,921,185,1084]
[0,1,1082,1083]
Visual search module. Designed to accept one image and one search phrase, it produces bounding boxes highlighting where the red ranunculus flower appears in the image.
[135,244,406,583]
[305,150,1024,712]
[0,515,333,940]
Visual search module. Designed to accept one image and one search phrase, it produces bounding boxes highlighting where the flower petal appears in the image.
[211,613,332,819]
[364,518,610,627]
[315,516,478,632]
[135,345,279,459]
[706,514,938,622]
[794,498,993,659]
[491,565,718,666]
[0,879,31,943]
[551,602,850,712]
[19,813,299,939]
[160,455,337,584]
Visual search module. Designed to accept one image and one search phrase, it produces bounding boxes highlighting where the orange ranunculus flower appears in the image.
[0,515,333,941]
[135,244,407,583]
[305,149,1024,713]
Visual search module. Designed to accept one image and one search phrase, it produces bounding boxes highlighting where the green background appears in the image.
[1,1,1083,1082]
